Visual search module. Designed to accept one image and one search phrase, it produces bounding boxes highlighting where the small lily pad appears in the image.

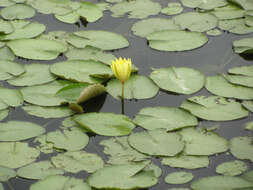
[34,135,54,154]
[206,29,223,36]
[0,60,25,81]
[0,4,35,20]
[161,3,183,15]
[233,37,253,54]
[0,166,16,181]
[165,171,194,184]
[216,160,248,176]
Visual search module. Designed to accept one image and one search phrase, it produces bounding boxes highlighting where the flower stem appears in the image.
[121,82,125,114]
[121,82,125,100]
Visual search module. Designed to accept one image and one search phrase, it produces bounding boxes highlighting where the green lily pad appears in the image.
[0,4,35,20]
[191,175,253,190]
[229,136,253,162]
[30,175,91,190]
[51,151,104,173]
[216,160,248,176]
[211,4,245,20]
[181,0,228,9]
[133,107,198,131]
[0,166,16,181]
[181,96,249,121]
[173,12,218,32]
[34,135,54,154]
[229,65,253,77]
[0,121,45,142]
[7,39,67,60]
[0,46,15,61]
[22,105,74,118]
[0,19,13,34]
[165,171,194,184]
[245,121,253,130]
[17,161,64,180]
[47,129,89,151]
[161,3,183,15]
[106,74,159,100]
[0,109,8,121]
[228,0,253,10]
[74,112,135,136]
[218,18,253,34]
[179,127,228,156]
[0,87,23,107]
[50,60,112,84]
[245,14,253,26]
[206,29,223,36]
[128,129,184,156]
[223,74,253,88]
[67,30,129,50]
[65,46,116,65]
[0,60,25,81]
[109,0,161,19]
[131,18,181,38]
[0,0,15,7]
[162,155,209,169]
[205,75,253,100]
[243,170,253,182]
[233,37,253,54]
[150,67,205,94]
[0,142,40,168]
[87,162,158,190]
[147,30,208,51]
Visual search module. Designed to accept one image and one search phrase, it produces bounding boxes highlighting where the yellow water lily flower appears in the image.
[111,57,132,83]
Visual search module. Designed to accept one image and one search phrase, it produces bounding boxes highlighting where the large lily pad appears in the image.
[165,171,194,184]
[106,74,159,100]
[128,129,184,156]
[147,30,208,51]
[0,166,16,181]
[223,74,253,88]
[218,18,253,34]
[0,60,25,81]
[0,142,40,168]
[216,160,248,176]
[233,37,253,54]
[74,112,135,136]
[179,127,228,156]
[173,12,218,32]
[0,4,35,20]
[50,60,112,84]
[51,151,104,173]
[181,0,228,9]
[0,87,23,108]
[133,107,198,131]
[7,39,67,60]
[211,4,245,20]
[150,67,205,94]
[87,162,158,189]
[181,96,249,121]
[205,75,253,100]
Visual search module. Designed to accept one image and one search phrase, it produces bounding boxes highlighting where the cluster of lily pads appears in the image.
[0,0,253,190]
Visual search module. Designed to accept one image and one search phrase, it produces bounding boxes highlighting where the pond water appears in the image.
[1,0,253,189]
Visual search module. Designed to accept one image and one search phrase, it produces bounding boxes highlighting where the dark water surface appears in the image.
[1,0,253,189]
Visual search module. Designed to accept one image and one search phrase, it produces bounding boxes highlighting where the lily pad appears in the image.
[243,170,253,182]
[0,19,13,34]
[0,109,8,121]
[51,151,104,173]
[109,0,161,19]
[0,87,23,107]
[181,0,228,10]
[179,127,228,156]
[173,12,218,32]
[245,121,253,130]
[218,18,253,34]
[216,160,248,176]
[229,65,253,76]
[106,74,159,100]
[0,0,15,7]
[87,162,158,189]
[206,29,223,36]
[133,107,198,131]
[165,171,194,184]
[50,60,112,84]
[0,166,16,181]
[233,37,253,54]
[181,96,249,121]
[7,39,67,60]
[229,136,253,162]
[74,112,135,136]
[0,60,25,81]
[242,100,253,112]
[150,67,205,94]
[34,135,54,154]
[162,155,209,169]
[47,129,89,151]
[147,30,208,51]
[0,142,40,168]
[223,74,253,88]
[67,30,129,50]
[30,175,91,190]
[211,4,245,20]
[161,3,183,15]
[229,0,253,10]
[17,161,64,180]
[0,4,35,20]
[128,129,184,156]
[0,46,15,61]
[205,75,253,100]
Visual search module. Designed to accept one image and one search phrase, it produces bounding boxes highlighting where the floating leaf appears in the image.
[74,112,135,136]
[161,3,183,15]
[77,84,106,104]
[51,151,104,173]
[229,136,253,162]
[0,109,8,121]
[87,162,158,190]
[17,161,64,180]
[233,37,253,54]
[206,29,223,36]
[0,46,15,61]
[242,99,253,111]
[228,65,253,77]
[0,60,25,81]
[218,18,253,34]
[245,121,253,130]
[109,0,161,19]
[181,0,228,9]
[173,12,218,32]
[165,171,194,184]
[228,0,253,11]
[128,129,184,156]
[147,30,208,51]
[47,129,89,151]
[30,175,91,190]
[34,135,54,154]
[0,4,35,20]
[216,160,248,176]
[162,155,209,169]
[133,107,198,131]
[211,4,245,20]
[223,74,253,88]
[150,67,205,94]
[67,30,129,50]
[0,87,23,107]
[50,60,112,84]
[0,142,40,168]
[7,39,67,60]
[0,0,15,7]
[205,75,253,100]
[0,19,13,34]
[243,170,253,182]
[106,74,159,100]
[179,127,228,156]
[181,96,249,121]
[0,166,16,182]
